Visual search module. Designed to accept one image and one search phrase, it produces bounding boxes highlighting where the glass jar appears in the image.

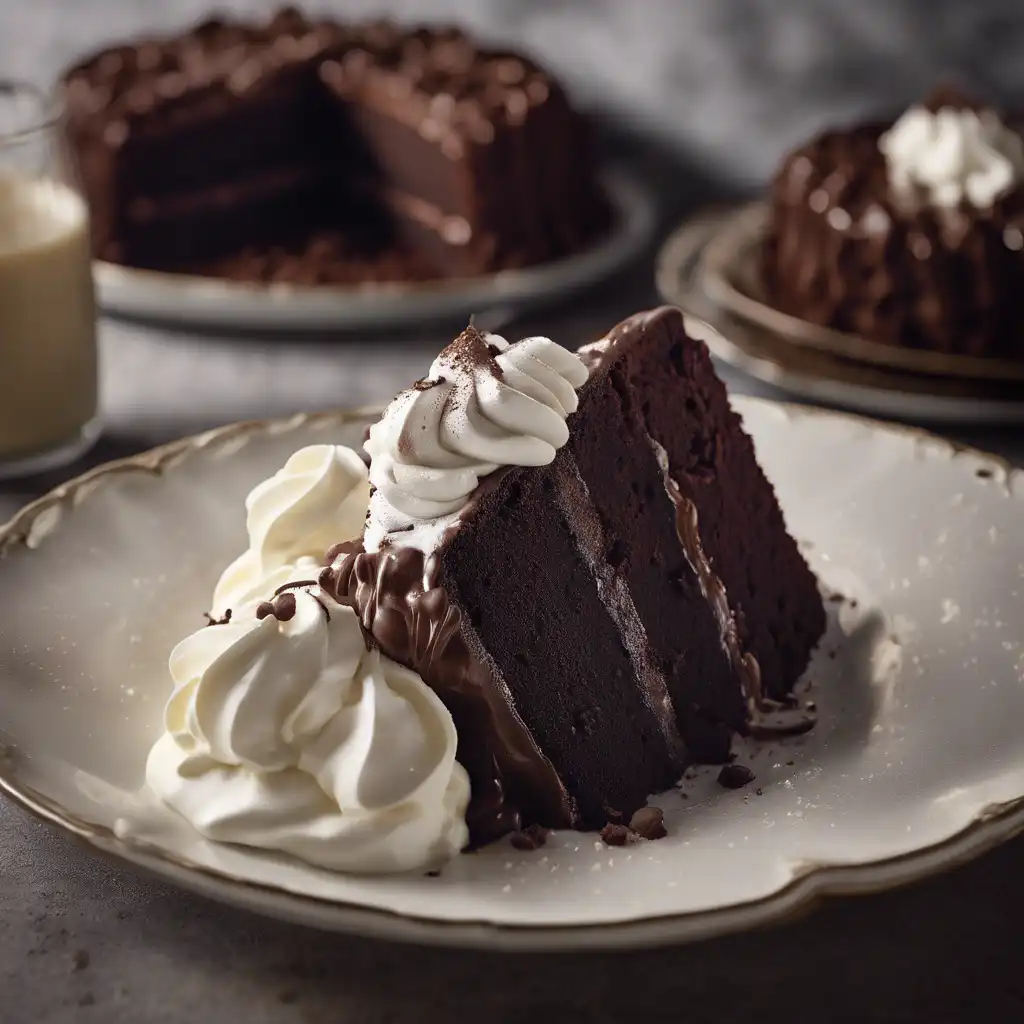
[0,79,99,480]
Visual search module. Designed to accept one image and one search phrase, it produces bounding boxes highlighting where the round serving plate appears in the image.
[93,169,656,331]
[658,211,1024,425]
[700,202,1024,383]
[1,402,1023,951]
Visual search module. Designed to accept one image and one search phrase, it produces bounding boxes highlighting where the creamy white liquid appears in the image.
[0,176,97,459]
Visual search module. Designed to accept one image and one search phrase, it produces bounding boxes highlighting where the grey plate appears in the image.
[96,170,656,331]
[657,208,1024,425]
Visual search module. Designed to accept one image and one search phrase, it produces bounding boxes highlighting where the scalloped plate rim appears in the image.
[1,399,1023,951]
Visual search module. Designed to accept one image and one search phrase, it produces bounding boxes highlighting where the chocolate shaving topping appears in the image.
[446,323,504,380]
[628,806,667,841]
[717,764,756,789]
[203,609,233,627]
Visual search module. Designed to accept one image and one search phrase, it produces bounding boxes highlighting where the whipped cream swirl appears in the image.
[364,328,589,551]
[212,444,369,615]
[879,104,1024,209]
[146,585,470,874]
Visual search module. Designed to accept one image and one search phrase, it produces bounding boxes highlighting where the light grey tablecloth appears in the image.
[2,3,1024,1021]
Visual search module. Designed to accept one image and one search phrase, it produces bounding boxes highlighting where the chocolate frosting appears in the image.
[762,97,1024,359]
[319,537,577,845]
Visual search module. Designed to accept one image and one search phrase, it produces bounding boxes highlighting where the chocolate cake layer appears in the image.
[322,313,824,841]
[584,308,826,707]
[61,9,610,281]
[439,457,686,829]
[762,115,1024,359]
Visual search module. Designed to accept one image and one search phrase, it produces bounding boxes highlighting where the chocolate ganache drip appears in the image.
[319,538,577,844]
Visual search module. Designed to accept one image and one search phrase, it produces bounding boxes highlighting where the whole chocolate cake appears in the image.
[61,7,610,282]
[762,88,1024,359]
[319,307,826,844]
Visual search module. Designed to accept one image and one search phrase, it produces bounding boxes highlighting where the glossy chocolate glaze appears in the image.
[762,96,1024,359]
[319,537,577,846]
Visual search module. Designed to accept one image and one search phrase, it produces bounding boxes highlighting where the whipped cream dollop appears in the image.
[879,104,1024,209]
[212,444,369,615]
[147,585,470,873]
[364,326,589,551]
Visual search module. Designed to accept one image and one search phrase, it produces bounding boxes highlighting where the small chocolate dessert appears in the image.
[762,86,1024,359]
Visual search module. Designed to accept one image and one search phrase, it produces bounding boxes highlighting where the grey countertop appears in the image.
[3,2,1024,1021]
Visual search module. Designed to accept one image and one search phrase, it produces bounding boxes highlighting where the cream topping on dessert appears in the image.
[147,584,470,874]
[212,444,369,615]
[879,104,1024,209]
[364,327,588,551]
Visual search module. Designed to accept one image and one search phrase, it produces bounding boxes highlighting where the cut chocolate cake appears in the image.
[320,307,825,844]
[61,7,610,282]
[762,87,1024,358]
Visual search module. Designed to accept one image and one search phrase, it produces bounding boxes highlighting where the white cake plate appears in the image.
[0,400,1022,950]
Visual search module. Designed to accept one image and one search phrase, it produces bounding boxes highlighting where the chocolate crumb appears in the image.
[425,869,442,878]
[629,806,667,840]
[806,701,817,712]
[755,787,764,796]
[203,609,232,627]
[600,823,636,847]
[828,592,845,603]
[976,466,994,479]
[828,649,838,660]
[70,950,90,973]
[717,764,756,789]
[256,591,298,622]
[785,760,794,766]
[510,823,550,850]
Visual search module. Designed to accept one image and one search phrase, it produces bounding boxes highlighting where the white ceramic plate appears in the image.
[657,212,1024,425]
[94,170,655,331]
[1,400,1023,951]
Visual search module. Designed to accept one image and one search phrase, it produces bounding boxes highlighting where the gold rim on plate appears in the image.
[1,408,1024,950]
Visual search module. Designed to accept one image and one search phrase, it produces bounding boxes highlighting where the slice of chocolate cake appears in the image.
[61,8,610,280]
[320,307,825,844]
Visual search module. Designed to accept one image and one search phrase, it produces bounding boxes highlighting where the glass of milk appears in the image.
[0,80,99,479]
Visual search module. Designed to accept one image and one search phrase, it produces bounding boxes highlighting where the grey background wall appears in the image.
[7,0,1024,185]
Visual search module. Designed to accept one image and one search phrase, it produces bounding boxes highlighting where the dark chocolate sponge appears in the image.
[321,309,825,843]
